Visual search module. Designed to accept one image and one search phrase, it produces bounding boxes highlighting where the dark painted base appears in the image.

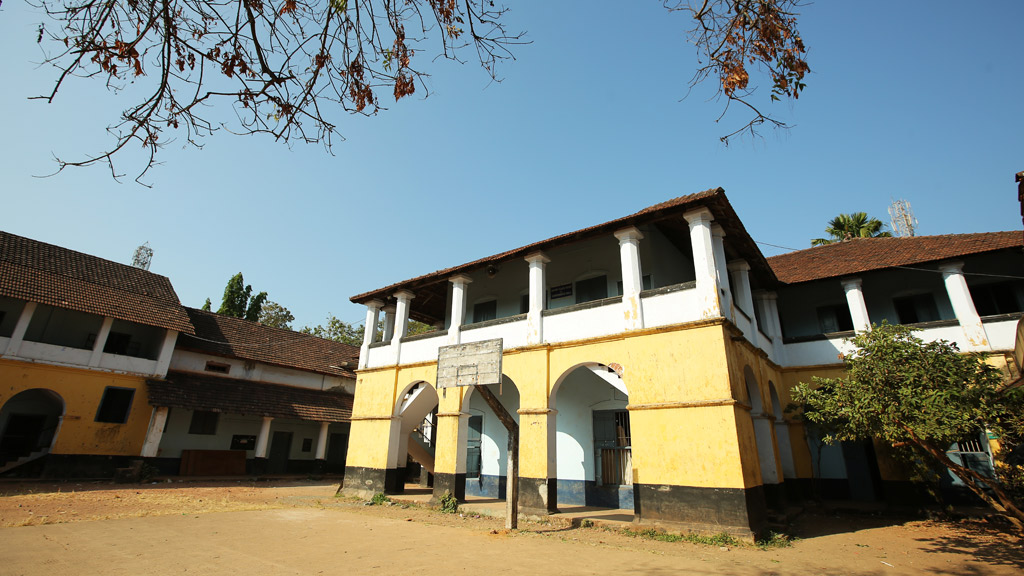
[419,468,433,488]
[385,467,405,494]
[5,455,139,479]
[311,460,326,475]
[465,474,507,499]
[763,482,788,512]
[433,472,466,502]
[340,465,389,498]
[784,478,815,502]
[633,482,767,540]
[518,477,558,515]
[556,479,634,510]
[248,458,269,475]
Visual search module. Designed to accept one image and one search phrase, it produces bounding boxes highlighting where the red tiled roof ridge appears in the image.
[350,188,734,303]
[767,230,1022,285]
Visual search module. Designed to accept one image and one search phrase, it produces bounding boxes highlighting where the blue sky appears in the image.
[1,1,1022,330]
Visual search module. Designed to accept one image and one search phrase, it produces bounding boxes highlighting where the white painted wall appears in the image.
[461,317,528,348]
[468,383,520,477]
[168,350,354,394]
[553,367,628,482]
[543,301,624,343]
[641,287,702,329]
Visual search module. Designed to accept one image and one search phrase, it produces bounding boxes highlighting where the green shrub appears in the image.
[438,491,459,514]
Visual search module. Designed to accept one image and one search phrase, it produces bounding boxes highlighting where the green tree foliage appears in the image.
[215,273,267,322]
[811,212,893,246]
[258,301,295,330]
[201,298,212,311]
[301,314,364,346]
[791,323,1024,530]
[33,1,807,180]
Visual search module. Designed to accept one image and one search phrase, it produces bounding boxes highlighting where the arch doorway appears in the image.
[0,389,64,471]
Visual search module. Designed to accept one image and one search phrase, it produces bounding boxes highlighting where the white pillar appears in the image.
[614,227,645,331]
[88,316,114,367]
[153,329,179,377]
[254,416,274,459]
[683,208,722,319]
[381,305,397,342]
[756,291,787,364]
[3,301,37,357]
[392,290,415,365]
[359,300,384,369]
[141,406,169,457]
[315,421,330,460]
[728,260,758,339]
[939,261,991,351]
[523,253,549,345]
[448,275,473,345]
[710,224,733,319]
[842,277,871,332]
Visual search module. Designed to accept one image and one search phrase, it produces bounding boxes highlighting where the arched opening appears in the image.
[768,382,796,480]
[0,389,64,471]
[392,381,439,491]
[744,366,779,488]
[462,375,520,499]
[551,363,632,512]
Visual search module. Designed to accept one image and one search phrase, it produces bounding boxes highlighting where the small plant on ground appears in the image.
[438,491,459,514]
[579,519,594,528]
[369,492,390,506]
[622,527,744,547]
[756,531,794,549]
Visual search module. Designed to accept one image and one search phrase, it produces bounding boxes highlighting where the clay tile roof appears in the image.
[767,231,1023,285]
[177,307,359,378]
[149,371,353,423]
[350,188,775,308]
[0,231,193,334]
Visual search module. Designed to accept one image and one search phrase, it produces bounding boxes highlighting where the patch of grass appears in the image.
[579,519,594,528]
[756,531,795,549]
[438,491,459,514]
[369,493,390,506]
[621,527,741,547]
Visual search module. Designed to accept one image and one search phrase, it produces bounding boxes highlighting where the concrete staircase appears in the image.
[0,448,49,475]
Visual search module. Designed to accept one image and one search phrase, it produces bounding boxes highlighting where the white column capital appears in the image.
[449,274,473,286]
[683,207,715,226]
[727,259,751,273]
[754,290,778,302]
[382,304,397,313]
[524,251,550,265]
[938,261,965,276]
[840,276,863,291]
[365,299,385,311]
[710,223,726,238]
[394,290,416,302]
[613,226,644,243]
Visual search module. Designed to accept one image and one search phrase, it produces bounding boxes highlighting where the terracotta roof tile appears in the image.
[149,371,353,423]
[767,232,1023,284]
[350,188,776,308]
[177,307,359,378]
[0,231,193,333]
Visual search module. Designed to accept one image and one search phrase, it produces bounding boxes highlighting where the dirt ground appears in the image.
[1,479,1021,575]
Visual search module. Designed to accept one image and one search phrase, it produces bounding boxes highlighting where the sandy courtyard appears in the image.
[0,479,1021,575]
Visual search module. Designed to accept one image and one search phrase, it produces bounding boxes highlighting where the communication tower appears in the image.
[131,242,154,270]
[889,199,918,238]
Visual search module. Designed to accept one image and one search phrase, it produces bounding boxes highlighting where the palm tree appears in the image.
[811,212,892,246]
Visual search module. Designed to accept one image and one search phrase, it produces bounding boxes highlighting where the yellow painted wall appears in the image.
[0,359,152,456]
[346,320,762,490]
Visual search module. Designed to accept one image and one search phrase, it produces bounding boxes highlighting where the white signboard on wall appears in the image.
[436,338,503,389]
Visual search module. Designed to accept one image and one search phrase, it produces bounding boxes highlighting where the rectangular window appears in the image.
[971,282,1023,316]
[95,387,135,423]
[472,300,497,323]
[575,275,608,304]
[205,361,230,374]
[816,304,854,333]
[593,409,632,486]
[188,410,219,435]
[893,293,940,324]
[301,438,313,452]
[466,415,483,479]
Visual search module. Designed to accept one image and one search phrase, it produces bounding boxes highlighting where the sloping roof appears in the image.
[767,231,1023,284]
[176,307,359,378]
[350,188,776,319]
[148,371,353,423]
[0,231,193,334]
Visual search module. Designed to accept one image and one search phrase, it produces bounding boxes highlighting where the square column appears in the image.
[711,224,733,319]
[2,301,36,357]
[841,277,871,332]
[683,208,722,319]
[141,406,169,457]
[448,275,473,345]
[392,290,415,365]
[154,329,179,377]
[88,317,114,367]
[359,300,384,369]
[728,260,758,339]
[614,227,646,331]
[524,253,550,345]
[939,261,991,351]
[382,305,397,342]
[755,291,787,364]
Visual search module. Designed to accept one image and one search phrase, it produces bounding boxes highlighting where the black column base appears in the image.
[634,482,767,541]
[432,472,466,503]
[249,457,269,475]
[339,465,389,498]
[518,476,558,515]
